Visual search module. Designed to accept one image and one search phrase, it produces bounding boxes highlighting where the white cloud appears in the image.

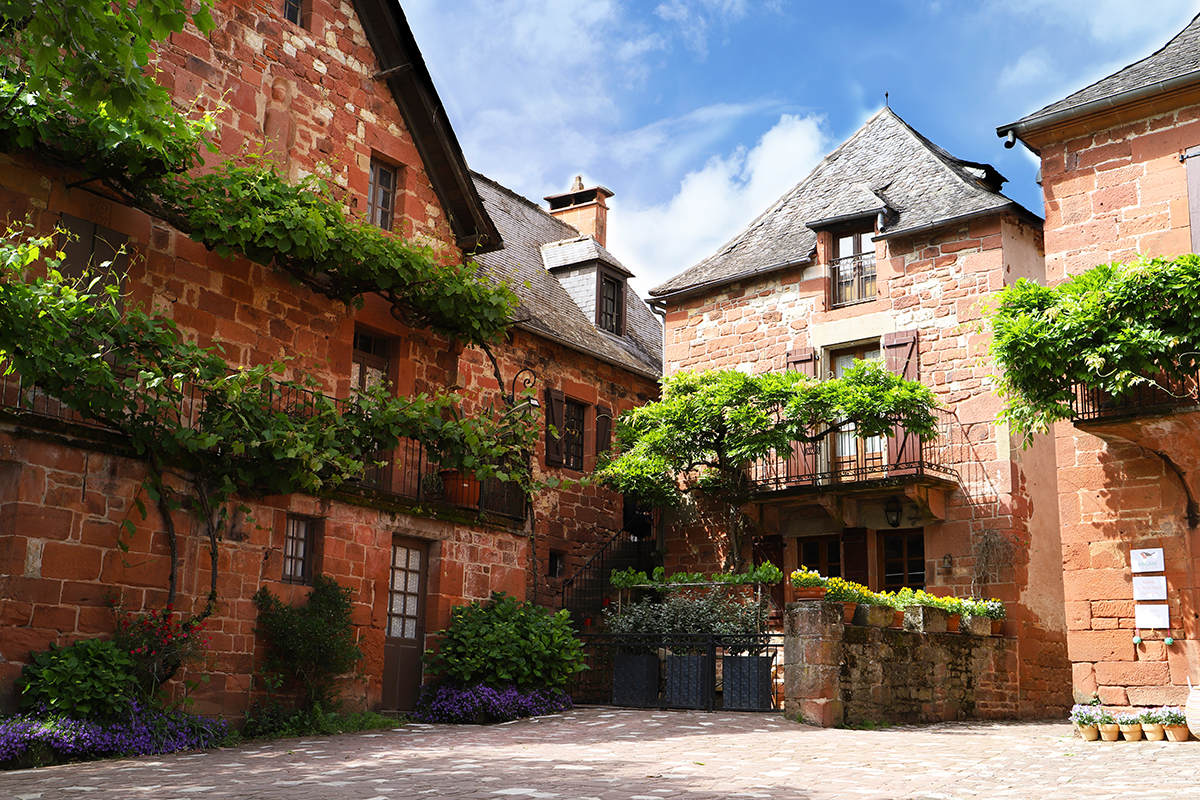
[999,0,1198,44]
[609,113,829,295]
[997,48,1054,92]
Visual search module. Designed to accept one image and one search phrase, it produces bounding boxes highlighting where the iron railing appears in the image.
[568,633,784,711]
[560,528,659,627]
[0,369,526,520]
[1072,371,1200,423]
[831,252,876,307]
[748,407,963,492]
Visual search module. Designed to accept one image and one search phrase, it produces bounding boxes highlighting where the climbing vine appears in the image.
[989,254,1200,442]
[0,227,537,617]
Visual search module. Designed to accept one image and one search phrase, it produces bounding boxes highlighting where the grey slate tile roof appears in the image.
[470,173,663,379]
[650,108,1024,297]
[1007,12,1200,130]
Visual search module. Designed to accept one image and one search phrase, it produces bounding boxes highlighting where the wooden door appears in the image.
[382,537,427,711]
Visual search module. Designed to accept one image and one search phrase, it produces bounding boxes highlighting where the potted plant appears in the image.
[1161,706,1191,741]
[1141,706,1166,741]
[716,596,773,711]
[604,599,661,707]
[896,588,950,633]
[1069,703,1101,741]
[1116,710,1143,741]
[981,598,1006,636]
[789,566,827,600]
[852,590,896,628]
[959,598,993,636]
[1096,707,1120,741]
[825,577,868,624]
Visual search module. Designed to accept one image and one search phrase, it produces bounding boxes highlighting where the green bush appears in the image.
[252,575,364,710]
[423,592,585,691]
[18,638,138,721]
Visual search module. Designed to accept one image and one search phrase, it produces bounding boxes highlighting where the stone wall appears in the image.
[783,601,1020,727]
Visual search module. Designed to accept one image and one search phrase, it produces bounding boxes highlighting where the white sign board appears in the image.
[1133,575,1168,601]
[1135,604,1171,630]
[1131,548,1165,573]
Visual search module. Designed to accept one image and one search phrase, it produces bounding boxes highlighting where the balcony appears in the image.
[747,407,963,494]
[1071,371,1200,423]
[0,370,525,520]
[830,252,877,308]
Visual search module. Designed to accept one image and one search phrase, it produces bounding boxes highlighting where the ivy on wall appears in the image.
[989,254,1200,441]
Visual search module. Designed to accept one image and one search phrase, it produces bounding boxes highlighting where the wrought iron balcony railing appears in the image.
[0,369,525,520]
[830,252,877,307]
[1071,371,1200,423]
[746,407,963,492]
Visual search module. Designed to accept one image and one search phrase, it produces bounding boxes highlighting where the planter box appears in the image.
[962,615,992,636]
[666,654,711,708]
[852,604,895,628]
[903,605,949,633]
[722,655,773,710]
[612,653,659,707]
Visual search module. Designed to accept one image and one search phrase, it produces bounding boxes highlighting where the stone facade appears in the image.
[1001,15,1200,708]
[0,1,659,716]
[652,110,1070,718]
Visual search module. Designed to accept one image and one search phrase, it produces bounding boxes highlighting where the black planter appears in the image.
[612,653,659,707]
[722,655,773,710]
[665,654,711,708]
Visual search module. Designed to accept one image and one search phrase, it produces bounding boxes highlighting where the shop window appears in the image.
[880,530,925,591]
[282,515,319,583]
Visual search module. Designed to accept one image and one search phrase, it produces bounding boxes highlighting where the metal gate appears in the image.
[568,633,784,712]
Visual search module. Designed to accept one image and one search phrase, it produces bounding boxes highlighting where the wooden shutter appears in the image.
[785,347,819,484]
[1187,145,1200,253]
[596,404,613,455]
[883,330,919,472]
[842,529,869,586]
[544,387,565,467]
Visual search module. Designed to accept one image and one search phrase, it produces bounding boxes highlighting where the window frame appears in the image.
[368,158,398,232]
[282,514,320,584]
[56,213,130,312]
[879,529,926,591]
[282,0,308,27]
[829,343,885,479]
[544,388,589,472]
[829,224,877,308]
[595,267,626,335]
[562,398,587,471]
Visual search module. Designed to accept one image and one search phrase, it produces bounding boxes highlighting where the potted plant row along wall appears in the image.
[1070,704,1191,742]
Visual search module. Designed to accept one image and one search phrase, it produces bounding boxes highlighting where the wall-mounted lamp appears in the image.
[884,496,902,528]
[942,553,953,569]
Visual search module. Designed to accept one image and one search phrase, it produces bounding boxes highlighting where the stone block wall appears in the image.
[783,601,1021,727]
[1037,101,1200,706]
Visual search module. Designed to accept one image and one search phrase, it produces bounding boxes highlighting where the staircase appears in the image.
[560,528,659,628]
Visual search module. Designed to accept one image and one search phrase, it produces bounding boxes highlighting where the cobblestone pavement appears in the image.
[4,707,1200,800]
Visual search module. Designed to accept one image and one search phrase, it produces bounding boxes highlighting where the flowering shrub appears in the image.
[1069,704,1100,726]
[0,700,229,767]
[112,604,210,703]
[411,682,573,724]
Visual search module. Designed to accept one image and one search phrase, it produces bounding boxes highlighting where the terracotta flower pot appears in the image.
[890,609,905,628]
[1077,724,1099,741]
[842,602,857,624]
[1099,723,1121,741]
[991,619,1003,636]
[1166,724,1191,742]
[1144,722,1166,741]
[791,586,827,600]
[945,613,961,633]
[1120,723,1143,741]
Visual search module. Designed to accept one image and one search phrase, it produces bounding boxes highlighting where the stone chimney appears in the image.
[544,176,614,247]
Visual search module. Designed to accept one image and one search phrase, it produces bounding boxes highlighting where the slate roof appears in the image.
[470,173,663,379]
[1005,12,1200,133]
[650,108,1026,298]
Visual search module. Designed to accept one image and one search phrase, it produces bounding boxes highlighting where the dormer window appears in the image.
[597,269,625,335]
[831,227,876,307]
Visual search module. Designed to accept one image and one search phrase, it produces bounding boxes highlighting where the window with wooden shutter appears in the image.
[596,404,613,455]
[1187,145,1200,253]
[785,348,819,484]
[544,388,566,467]
[56,213,129,312]
[882,329,919,473]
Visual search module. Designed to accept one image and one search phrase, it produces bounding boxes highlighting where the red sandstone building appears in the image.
[0,1,659,715]
[648,108,1070,717]
[1000,13,1200,708]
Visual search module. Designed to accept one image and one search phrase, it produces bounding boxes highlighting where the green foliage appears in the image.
[598,365,939,508]
[605,592,769,652]
[990,255,1200,442]
[252,576,364,710]
[18,638,138,721]
[422,592,585,691]
[610,563,782,589]
[241,702,394,740]
[111,604,210,705]
[789,566,826,588]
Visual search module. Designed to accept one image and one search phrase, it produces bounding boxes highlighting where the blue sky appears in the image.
[403,1,1200,295]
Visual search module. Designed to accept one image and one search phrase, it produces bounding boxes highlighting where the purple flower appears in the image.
[411,683,573,724]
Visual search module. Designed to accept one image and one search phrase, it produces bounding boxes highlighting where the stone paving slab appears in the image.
[3,707,1199,800]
